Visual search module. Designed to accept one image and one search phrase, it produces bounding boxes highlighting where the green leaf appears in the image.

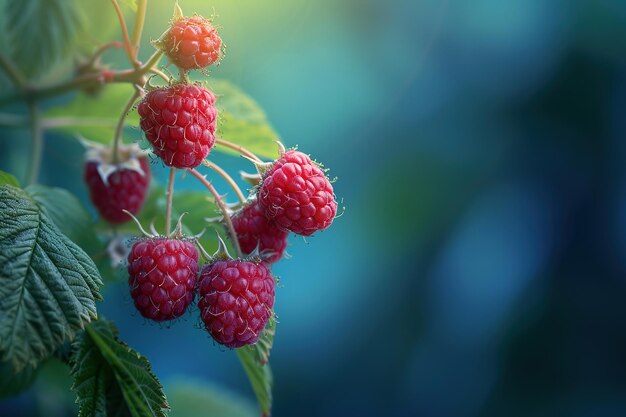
[71,319,168,417]
[167,378,256,417]
[45,84,139,144]
[0,185,102,371]
[25,185,96,247]
[236,347,273,417]
[250,315,276,366]
[4,0,83,78]
[205,79,281,160]
[0,360,37,398]
[0,170,19,187]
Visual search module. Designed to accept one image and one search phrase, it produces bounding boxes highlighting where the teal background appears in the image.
[3,0,626,416]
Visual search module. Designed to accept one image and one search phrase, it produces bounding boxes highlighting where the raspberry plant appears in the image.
[0,1,339,416]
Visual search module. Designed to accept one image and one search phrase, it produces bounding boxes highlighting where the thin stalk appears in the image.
[87,41,123,68]
[112,89,140,164]
[187,168,242,257]
[215,138,263,163]
[27,102,43,185]
[0,54,27,90]
[149,67,170,83]
[204,160,246,203]
[165,168,176,235]
[110,0,135,66]
[131,0,148,65]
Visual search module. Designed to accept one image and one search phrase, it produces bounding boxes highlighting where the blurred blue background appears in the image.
[3,0,626,416]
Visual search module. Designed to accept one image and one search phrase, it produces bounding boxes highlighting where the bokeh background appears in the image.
[3,0,626,416]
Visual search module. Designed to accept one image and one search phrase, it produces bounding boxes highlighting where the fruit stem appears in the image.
[215,138,263,163]
[203,160,246,203]
[187,168,243,258]
[27,101,43,185]
[165,167,176,235]
[110,0,136,67]
[111,89,140,165]
[0,54,27,91]
[131,0,148,66]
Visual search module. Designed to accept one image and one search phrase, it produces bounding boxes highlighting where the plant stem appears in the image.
[187,168,242,257]
[0,54,27,91]
[27,102,43,185]
[112,89,140,164]
[204,160,246,203]
[87,41,123,68]
[165,168,176,235]
[215,138,263,163]
[131,0,148,65]
[110,0,135,66]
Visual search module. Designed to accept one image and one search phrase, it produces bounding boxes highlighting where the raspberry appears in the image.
[232,202,288,263]
[258,150,337,236]
[198,259,275,348]
[84,144,150,224]
[138,84,217,168]
[127,238,199,322]
[164,16,221,70]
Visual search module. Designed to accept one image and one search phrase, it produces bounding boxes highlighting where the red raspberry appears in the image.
[164,16,221,70]
[84,145,150,224]
[198,259,275,348]
[127,238,199,322]
[138,84,217,168]
[258,150,337,236]
[232,202,288,263]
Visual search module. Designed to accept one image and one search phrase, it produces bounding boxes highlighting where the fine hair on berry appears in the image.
[165,15,222,70]
[232,201,288,263]
[198,259,275,348]
[258,150,337,236]
[138,84,217,169]
[128,238,199,322]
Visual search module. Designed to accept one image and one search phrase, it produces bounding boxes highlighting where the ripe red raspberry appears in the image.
[164,16,222,70]
[84,145,150,224]
[127,238,199,322]
[198,259,275,348]
[232,202,288,263]
[258,150,337,236]
[137,84,217,168]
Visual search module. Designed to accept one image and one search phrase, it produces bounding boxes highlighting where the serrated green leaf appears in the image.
[206,79,281,160]
[167,378,256,417]
[251,315,276,366]
[236,347,273,417]
[0,185,102,371]
[71,319,168,417]
[5,0,82,78]
[45,84,139,144]
[25,185,96,246]
[0,170,20,187]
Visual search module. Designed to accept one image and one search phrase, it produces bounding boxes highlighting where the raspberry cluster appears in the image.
[91,8,340,351]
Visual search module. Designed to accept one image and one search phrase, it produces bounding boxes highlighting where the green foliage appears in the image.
[236,317,276,417]
[4,0,83,78]
[0,185,102,371]
[25,185,97,247]
[71,319,168,417]
[167,379,256,417]
[209,79,281,160]
[45,84,139,144]
[0,170,20,187]
[0,360,37,398]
